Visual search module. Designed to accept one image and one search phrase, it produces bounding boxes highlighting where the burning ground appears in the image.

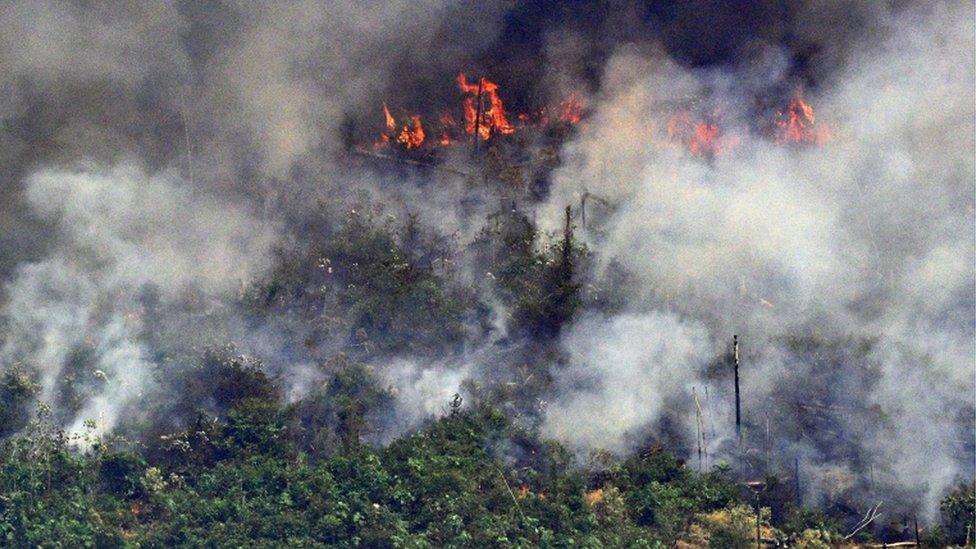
[0,0,972,545]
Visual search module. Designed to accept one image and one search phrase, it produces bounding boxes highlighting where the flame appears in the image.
[775,89,832,144]
[457,73,515,139]
[371,75,583,151]
[395,115,425,149]
[383,102,395,133]
[518,484,530,498]
[438,113,455,146]
[375,105,426,149]
[372,103,396,148]
[667,111,739,156]
[557,95,584,124]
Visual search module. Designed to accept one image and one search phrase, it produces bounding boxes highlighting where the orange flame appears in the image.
[383,102,395,133]
[668,111,739,156]
[395,115,425,149]
[374,105,426,149]
[775,89,831,144]
[457,73,515,139]
[372,75,583,151]
[557,95,584,124]
[372,103,396,148]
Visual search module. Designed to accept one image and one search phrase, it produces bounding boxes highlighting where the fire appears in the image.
[457,73,516,139]
[374,104,426,149]
[557,95,584,124]
[775,89,832,144]
[371,74,584,152]
[667,111,739,156]
[396,115,425,149]
[383,103,395,133]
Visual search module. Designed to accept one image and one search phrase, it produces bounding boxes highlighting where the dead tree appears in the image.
[580,191,610,229]
[693,387,707,472]
[794,457,801,505]
[733,334,742,443]
[473,77,485,154]
[450,393,463,416]
[844,502,884,541]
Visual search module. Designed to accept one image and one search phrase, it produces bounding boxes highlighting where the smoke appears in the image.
[539,1,974,516]
[378,357,473,442]
[0,162,275,435]
[0,0,512,431]
[542,312,712,453]
[0,0,970,523]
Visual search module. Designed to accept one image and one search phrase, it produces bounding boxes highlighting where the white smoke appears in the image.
[540,1,974,514]
[0,162,276,436]
[377,357,473,442]
[542,312,712,453]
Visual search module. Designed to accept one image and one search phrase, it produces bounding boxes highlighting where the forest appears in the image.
[0,1,973,547]
[0,198,972,546]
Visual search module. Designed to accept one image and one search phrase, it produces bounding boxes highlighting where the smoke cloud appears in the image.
[0,163,275,435]
[539,1,974,516]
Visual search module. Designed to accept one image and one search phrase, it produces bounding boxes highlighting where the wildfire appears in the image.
[775,89,832,144]
[457,73,516,139]
[667,111,740,156]
[374,103,426,150]
[371,73,585,152]
[370,76,832,157]
[666,91,830,156]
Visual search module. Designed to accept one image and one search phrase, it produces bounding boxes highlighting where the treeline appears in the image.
[1,396,972,546]
[0,397,805,546]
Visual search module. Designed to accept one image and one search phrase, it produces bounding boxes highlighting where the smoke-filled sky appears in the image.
[0,0,972,521]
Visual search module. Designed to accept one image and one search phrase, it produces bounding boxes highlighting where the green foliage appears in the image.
[933,482,976,546]
[0,367,38,437]
[614,450,738,542]
[0,403,753,547]
[472,206,587,339]
[245,205,471,358]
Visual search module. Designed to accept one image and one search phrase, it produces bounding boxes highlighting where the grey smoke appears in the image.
[0,162,275,436]
[539,1,974,516]
[0,0,969,522]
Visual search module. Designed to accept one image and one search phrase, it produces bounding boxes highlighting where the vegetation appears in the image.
[0,195,970,546]
[0,399,832,547]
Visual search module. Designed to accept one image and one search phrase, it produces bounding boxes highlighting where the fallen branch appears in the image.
[493,466,527,524]
[844,501,883,541]
[351,148,471,176]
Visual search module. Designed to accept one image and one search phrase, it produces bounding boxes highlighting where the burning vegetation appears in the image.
[0,1,970,547]
[774,88,833,145]
[664,90,833,157]
[371,76,831,159]
[371,73,586,152]
[667,110,742,156]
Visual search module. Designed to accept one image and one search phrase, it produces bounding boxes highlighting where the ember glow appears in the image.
[775,89,832,144]
[556,96,584,125]
[667,111,740,156]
